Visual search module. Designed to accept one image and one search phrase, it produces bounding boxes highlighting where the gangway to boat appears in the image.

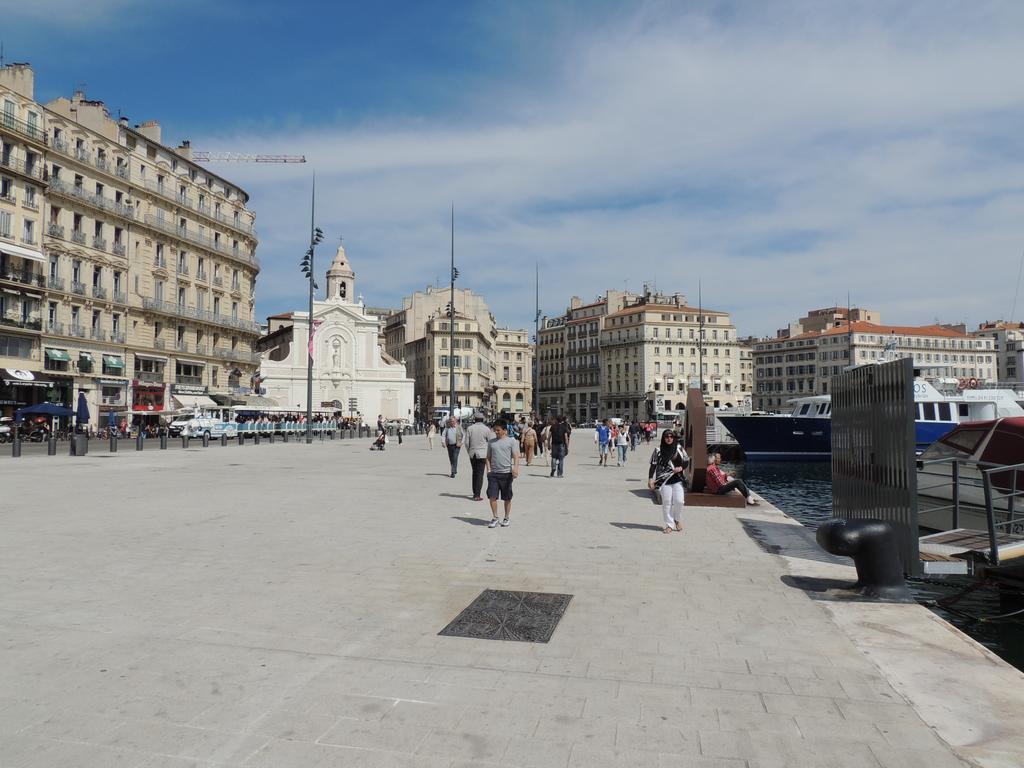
[916,456,1024,575]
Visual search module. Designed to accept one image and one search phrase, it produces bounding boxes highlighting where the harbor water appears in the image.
[724,460,1024,672]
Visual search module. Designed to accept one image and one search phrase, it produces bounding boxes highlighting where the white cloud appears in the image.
[200,1,1024,338]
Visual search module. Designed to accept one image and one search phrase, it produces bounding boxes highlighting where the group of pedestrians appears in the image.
[424,411,761,536]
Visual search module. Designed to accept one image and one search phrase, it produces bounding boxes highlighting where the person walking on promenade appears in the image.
[648,430,689,533]
[706,452,760,505]
[549,415,571,477]
[521,422,538,465]
[540,419,552,457]
[615,422,629,466]
[486,420,520,528]
[464,413,494,501]
[377,414,384,435]
[595,419,611,466]
[442,417,464,478]
[535,418,545,458]
[426,421,437,449]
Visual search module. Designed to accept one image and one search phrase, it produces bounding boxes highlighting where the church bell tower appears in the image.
[326,243,355,302]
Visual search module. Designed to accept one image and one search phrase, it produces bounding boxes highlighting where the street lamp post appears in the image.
[448,205,458,421]
[300,177,324,444]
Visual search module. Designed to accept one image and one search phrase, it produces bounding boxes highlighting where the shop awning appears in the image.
[45,349,71,362]
[102,355,125,369]
[1,368,53,388]
[0,242,44,263]
[172,394,218,410]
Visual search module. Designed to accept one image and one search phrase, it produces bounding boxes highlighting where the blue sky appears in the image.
[7,1,1024,337]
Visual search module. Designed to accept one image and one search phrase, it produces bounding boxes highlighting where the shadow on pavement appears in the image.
[425,472,452,477]
[627,489,658,504]
[452,516,491,526]
[439,493,472,499]
[610,522,664,532]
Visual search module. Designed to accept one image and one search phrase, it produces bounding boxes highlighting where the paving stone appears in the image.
[318,717,432,753]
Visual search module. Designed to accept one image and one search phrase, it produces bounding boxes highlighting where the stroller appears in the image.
[370,431,387,451]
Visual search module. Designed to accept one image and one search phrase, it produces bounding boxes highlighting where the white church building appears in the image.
[256,244,414,423]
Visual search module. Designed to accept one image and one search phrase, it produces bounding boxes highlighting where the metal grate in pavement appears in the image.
[439,589,572,643]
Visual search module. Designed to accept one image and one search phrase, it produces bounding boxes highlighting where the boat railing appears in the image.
[918,456,1024,565]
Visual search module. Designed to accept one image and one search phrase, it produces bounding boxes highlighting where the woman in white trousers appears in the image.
[648,430,688,533]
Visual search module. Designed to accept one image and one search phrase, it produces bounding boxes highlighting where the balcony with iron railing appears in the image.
[22,196,39,212]
[196,270,208,282]
[176,263,189,276]
[110,330,126,344]
[134,370,164,383]
[195,343,209,356]
[0,264,45,288]
[92,236,107,251]
[92,285,107,300]
[90,327,107,341]
[70,229,86,245]
[46,320,63,335]
[176,375,203,386]
[116,164,129,180]
[112,242,126,257]
[0,314,42,332]
[47,223,64,239]
[47,276,65,291]
[74,147,90,163]
[48,178,136,222]
[139,297,262,334]
[142,213,258,268]
[214,347,261,364]
[176,340,190,353]
[68,324,86,338]
[153,338,166,350]
[113,290,127,304]
[0,153,45,181]
[0,114,47,146]
[51,136,68,153]
[212,276,224,287]
[95,157,110,174]
[21,234,36,246]
[71,280,86,295]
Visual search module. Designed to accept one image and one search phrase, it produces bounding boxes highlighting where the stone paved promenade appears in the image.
[1,436,1022,767]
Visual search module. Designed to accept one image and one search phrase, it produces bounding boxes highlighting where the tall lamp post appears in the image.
[300,178,324,444]
[448,205,458,420]
[533,262,540,421]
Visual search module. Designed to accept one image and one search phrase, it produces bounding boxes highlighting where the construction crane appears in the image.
[192,152,306,163]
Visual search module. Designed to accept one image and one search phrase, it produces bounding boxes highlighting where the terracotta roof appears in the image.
[267,311,294,320]
[763,321,969,345]
[605,304,728,320]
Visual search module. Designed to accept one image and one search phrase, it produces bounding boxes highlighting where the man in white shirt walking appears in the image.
[464,412,494,500]
[442,417,464,478]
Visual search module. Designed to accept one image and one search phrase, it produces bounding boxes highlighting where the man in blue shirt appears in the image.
[594,419,611,466]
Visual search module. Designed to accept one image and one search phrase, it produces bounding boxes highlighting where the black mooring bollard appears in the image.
[202,432,210,447]
[238,433,245,446]
[47,437,56,455]
[283,432,289,443]
[254,433,261,445]
[816,518,913,601]
[269,432,275,444]
[109,435,118,452]
[136,433,144,451]
[221,433,227,446]
[160,433,168,450]
[181,436,189,449]
[12,435,21,457]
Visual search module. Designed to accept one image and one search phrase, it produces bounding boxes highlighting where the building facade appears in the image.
[752,320,997,410]
[600,293,747,419]
[0,63,260,424]
[536,314,566,418]
[493,328,532,417]
[972,321,1024,384]
[383,285,532,419]
[256,245,413,421]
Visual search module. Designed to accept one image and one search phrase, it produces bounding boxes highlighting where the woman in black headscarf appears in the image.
[647,430,689,533]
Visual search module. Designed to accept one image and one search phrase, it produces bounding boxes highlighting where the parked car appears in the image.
[167,417,192,438]
[0,417,12,443]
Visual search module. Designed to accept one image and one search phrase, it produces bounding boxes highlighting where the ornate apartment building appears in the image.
[0,63,260,423]
[752,309,997,410]
[971,321,1024,384]
[600,293,748,419]
[384,285,533,418]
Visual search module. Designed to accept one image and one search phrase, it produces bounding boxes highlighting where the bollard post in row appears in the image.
[201,432,210,448]
[136,433,144,451]
[181,436,189,449]
[238,433,245,446]
[47,436,57,456]
[160,432,168,450]
[283,431,289,443]
[269,432,275,444]
[12,434,21,458]
[221,433,227,447]
[109,434,118,453]
[254,433,261,445]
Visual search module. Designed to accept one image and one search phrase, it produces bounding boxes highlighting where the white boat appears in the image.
[916,417,1024,532]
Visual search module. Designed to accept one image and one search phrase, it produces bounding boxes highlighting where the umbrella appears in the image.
[76,392,90,427]
[14,402,74,421]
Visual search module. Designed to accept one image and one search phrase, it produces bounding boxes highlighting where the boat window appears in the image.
[798,404,811,416]
[937,402,951,421]
[915,403,922,419]
[921,402,936,421]
[939,426,989,455]
[958,403,969,418]
[816,404,827,415]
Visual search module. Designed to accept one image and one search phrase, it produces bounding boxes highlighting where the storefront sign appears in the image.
[98,378,128,387]
[170,384,209,395]
[132,383,166,412]
[2,369,52,388]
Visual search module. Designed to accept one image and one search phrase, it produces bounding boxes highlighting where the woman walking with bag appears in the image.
[648,430,689,534]
[521,423,538,465]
